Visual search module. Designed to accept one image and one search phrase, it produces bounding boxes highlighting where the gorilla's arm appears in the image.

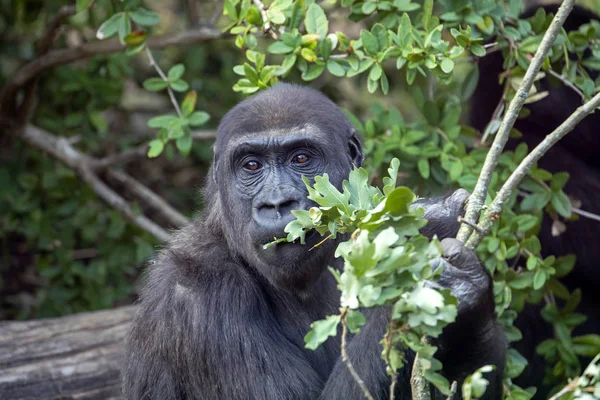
[319,192,505,400]
[123,249,324,400]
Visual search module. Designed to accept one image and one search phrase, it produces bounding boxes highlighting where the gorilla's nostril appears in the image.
[278,200,299,216]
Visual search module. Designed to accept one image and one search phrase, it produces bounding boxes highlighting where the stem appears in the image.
[252,0,278,39]
[466,91,600,248]
[385,321,398,400]
[145,46,183,118]
[457,0,576,244]
[410,347,431,400]
[340,309,375,400]
[547,69,586,102]
[547,377,579,400]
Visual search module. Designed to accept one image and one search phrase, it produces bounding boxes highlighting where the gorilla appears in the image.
[123,84,505,399]
[470,4,600,396]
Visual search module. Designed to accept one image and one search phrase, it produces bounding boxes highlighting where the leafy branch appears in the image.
[457,0,576,244]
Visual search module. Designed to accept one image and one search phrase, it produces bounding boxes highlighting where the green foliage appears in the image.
[267,160,459,395]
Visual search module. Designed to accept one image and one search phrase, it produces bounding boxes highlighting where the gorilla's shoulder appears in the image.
[152,220,239,287]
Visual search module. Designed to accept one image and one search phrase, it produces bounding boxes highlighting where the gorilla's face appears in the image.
[217,124,360,287]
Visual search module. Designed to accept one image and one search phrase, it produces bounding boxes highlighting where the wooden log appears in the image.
[0,306,136,400]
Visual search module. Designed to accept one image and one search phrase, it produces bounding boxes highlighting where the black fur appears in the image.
[470,5,600,397]
[123,84,505,399]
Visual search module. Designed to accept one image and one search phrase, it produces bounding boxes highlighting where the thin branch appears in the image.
[517,190,600,223]
[572,207,600,223]
[466,90,600,248]
[547,377,578,400]
[457,0,576,244]
[20,125,172,242]
[106,169,189,228]
[0,27,223,111]
[340,309,375,400]
[252,0,278,39]
[145,46,183,118]
[385,321,399,400]
[410,350,431,400]
[446,381,458,400]
[37,5,77,54]
[547,69,586,103]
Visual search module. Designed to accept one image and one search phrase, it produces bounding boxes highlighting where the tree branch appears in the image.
[20,124,174,242]
[457,0,576,244]
[145,46,183,117]
[105,169,189,228]
[547,69,586,103]
[466,90,600,248]
[252,0,278,39]
[340,309,375,400]
[0,27,223,112]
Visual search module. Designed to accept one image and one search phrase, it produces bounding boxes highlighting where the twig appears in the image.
[37,5,77,54]
[457,0,576,244]
[410,347,431,400]
[517,190,600,223]
[384,320,399,400]
[547,69,586,103]
[466,90,600,248]
[252,0,278,39]
[106,169,189,228]
[481,76,510,144]
[20,125,172,242]
[0,27,223,111]
[457,216,484,235]
[340,309,375,400]
[446,381,458,400]
[547,377,579,400]
[145,47,182,118]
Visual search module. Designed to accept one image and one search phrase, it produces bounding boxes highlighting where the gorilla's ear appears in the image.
[348,129,364,167]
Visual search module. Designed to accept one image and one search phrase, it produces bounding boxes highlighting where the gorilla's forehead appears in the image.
[218,123,334,156]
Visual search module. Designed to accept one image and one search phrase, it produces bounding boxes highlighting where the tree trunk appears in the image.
[0,306,136,400]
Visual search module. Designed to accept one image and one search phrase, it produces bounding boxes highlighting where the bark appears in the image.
[0,306,136,400]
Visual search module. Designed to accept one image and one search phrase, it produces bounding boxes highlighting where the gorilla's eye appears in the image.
[293,154,309,164]
[244,160,262,171]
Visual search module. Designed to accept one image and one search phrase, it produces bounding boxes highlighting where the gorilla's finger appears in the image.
[443,189,470,216]
[440,238,480,272]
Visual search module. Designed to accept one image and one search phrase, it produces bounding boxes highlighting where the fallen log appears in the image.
[0,306,136,400]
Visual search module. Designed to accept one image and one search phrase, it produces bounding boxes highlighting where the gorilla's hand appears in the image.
[429,238,504,392]
[413,189,470,240]
[430,238,494,321]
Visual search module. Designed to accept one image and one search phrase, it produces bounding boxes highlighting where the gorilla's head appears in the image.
[210,83,363,288]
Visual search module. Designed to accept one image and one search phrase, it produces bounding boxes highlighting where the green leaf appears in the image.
[305,4,328,39]
[170,79,189,92]
[346,310,366,333]
[188,111,210,126]
[417,158,430,179]
[304,315,341,350]
[372,24,388,51]
[148,115,178,128]
[422,0,433,30]
[147,139,164,158]
[268,41,295,54]
[168,64,185,81]
[129,8,160,26]
[327,60,345,77]
[440,58,454,74]
[176,135,193,155]
[533,269,546,290]
[550,172,569,191]
[76,0,91,13]
[470,44,486,57]
[361,30,379,56]
[181,91,197,117]
[143,77,168,92]
[301,62,326,81]
[551,191,572,218]
[118,13,131,43]
[96,13,123,40]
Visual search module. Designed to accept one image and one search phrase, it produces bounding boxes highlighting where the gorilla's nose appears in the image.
[253,189,302,232]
